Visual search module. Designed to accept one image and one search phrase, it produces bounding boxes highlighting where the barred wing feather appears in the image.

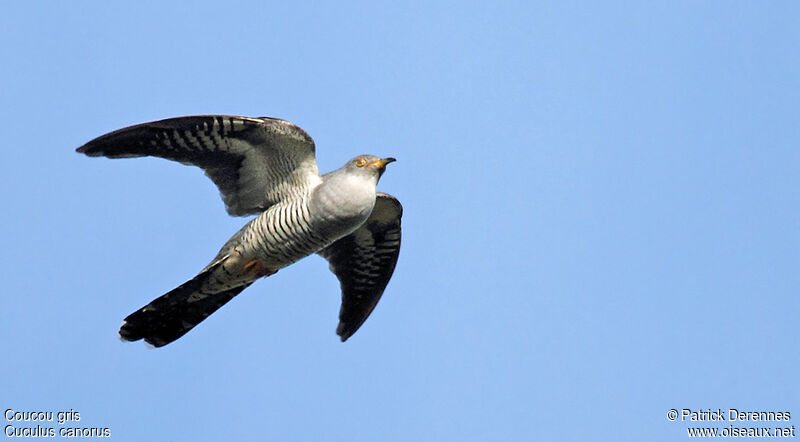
[76,115,321,216]
[318,193,403,341]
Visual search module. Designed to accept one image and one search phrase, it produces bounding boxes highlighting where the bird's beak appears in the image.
[369,157,396,169]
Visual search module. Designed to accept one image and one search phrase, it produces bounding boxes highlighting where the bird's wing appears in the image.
[317,193,403,341]
[76,115,321,216]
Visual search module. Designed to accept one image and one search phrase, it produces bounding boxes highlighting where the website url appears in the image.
[688,426,796,438]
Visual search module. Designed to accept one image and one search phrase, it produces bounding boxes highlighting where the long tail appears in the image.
[119,265,251,347]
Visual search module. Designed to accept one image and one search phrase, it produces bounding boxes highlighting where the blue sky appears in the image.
[1,1,798,440]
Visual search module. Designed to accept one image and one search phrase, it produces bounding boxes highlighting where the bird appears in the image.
[76,115,402,347]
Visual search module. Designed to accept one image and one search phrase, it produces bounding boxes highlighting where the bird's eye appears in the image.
[355,158,368,167]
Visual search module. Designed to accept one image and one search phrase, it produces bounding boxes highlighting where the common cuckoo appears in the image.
[77,115,402,347]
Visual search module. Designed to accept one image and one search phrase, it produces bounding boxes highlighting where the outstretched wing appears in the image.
[76,115,321,216]
[318,193,403,341]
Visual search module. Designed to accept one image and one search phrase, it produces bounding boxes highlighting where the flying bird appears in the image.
[77,115,402,347]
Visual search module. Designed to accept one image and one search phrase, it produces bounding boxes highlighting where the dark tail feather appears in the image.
[119,268,251,347]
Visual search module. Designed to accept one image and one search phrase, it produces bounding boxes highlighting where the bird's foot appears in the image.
[243,259,276,278]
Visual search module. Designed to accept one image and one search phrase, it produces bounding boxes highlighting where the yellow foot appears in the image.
[243,259,276,278]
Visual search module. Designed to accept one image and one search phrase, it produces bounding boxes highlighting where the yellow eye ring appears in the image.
[355,158,368,167]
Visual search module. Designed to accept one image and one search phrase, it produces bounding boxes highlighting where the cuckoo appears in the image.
[77,115,402,347]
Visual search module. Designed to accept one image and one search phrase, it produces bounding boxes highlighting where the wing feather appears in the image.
[318,193,403,341]
[76,115,321,216]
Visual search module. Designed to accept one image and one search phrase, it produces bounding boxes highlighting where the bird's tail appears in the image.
[118,264,251,347]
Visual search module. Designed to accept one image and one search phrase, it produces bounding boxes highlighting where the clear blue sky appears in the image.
[2,1,798,441]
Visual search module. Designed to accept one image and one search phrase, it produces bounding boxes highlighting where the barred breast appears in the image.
[247,193,331,269]
[206,172,378,292]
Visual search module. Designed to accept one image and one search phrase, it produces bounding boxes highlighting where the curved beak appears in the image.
[369,157,396,169]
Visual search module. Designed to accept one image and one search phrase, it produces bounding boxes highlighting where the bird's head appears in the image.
[345,155,396,179]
